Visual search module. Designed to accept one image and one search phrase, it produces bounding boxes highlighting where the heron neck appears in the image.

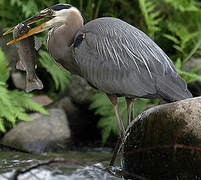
[47,16,83,74]
[54,16,83,47]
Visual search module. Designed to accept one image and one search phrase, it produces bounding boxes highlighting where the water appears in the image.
[0,150,122,180]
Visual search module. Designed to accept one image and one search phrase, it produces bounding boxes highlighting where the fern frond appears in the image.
[163,34,180,45]
[0,49,47,132]
[138,0,163,37]
[39,50,71,92]
[175,58,182,69]
[10,0,38,18]
[10,90,48,115]
[90,92,154,143]
[183,37,201,63]
[0,118,6,132]
[0,48,10,82]
[98,116,117,144]
[90,93,126,143]
[177,69,201,83]
[14,111,31,121]
[165,0,199,12]
[165,21,199,56]
[189,65,201,74]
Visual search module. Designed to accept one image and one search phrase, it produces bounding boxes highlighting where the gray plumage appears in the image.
[11,3,192,140]
[47,16,192,102]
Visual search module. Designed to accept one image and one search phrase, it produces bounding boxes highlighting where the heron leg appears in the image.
[107,94,125,138]
[126,97,135,127]
[107,94,125,167]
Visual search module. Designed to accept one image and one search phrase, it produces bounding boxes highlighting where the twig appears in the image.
[0,143,29,153]
[0,173,10,180]
[9,159,66,180]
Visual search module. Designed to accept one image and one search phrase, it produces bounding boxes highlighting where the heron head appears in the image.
[4,4,84,45]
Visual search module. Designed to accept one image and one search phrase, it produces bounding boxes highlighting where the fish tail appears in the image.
[25,73,43,92]
[16,60,25,71]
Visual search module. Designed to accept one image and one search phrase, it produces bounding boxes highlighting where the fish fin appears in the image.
[16,60,26,71]
[34,36,42,51]
[25,74,43,92]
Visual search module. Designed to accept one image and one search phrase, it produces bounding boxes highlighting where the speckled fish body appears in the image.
[13,23,43,92]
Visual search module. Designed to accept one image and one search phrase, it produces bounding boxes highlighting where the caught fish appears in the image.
[13,23,43,92]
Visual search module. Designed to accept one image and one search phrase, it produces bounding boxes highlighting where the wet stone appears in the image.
[123,97,201,180]
[66,75,93,105]
[31,95,53,106]
[11,72,26,90]
[1,108,71,153]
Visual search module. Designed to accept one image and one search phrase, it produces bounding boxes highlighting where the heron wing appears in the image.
[72,17,189,99]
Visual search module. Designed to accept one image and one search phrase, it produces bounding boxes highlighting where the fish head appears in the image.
[13,23,31,38]
[4,4,76,45]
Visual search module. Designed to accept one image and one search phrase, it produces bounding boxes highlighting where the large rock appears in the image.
[51,97,102,147]
[31,95,53,106]
[66,75,94,105]
[1,108,71,153]
[123,97,201,179]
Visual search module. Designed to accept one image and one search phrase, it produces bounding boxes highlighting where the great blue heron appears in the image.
[5,3,192,141]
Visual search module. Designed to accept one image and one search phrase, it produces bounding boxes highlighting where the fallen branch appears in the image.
[9,158,74,180]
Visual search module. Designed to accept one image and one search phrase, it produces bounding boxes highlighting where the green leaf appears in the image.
[0,48,10,82]
[90,92,155,143]
[165,20,200,57]
[0,49,47,133]
[183,37,201,63]
[175,58,182,69]
[39,50,71,92]
[0,118,6,132]
[23,0,38,18]
[189,65,201,74]
[177,69,201,83]
[10,90,48,115]
[163,34,180,44]
[138,0,163,37]
[165,0,199,12]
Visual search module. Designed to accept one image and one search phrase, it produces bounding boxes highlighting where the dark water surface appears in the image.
[0,150,122,180]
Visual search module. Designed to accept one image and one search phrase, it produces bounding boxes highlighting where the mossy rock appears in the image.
[123,97,201,180]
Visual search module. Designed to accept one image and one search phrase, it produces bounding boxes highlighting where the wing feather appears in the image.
[72,17,190,100]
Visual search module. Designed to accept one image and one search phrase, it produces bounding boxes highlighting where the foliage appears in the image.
[39,50,71,92]
[165,0,200,12]
[90,93,126,143]
[0,49,47,132]
[175,58,201,83]
[90,0,201,142]
[138,0,163,38]
[90,92,155,143]
[161,0,201,83]
[0,0,201,141]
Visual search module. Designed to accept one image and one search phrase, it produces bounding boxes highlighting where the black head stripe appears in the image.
[50,4,72,11]
[74,34,83,48]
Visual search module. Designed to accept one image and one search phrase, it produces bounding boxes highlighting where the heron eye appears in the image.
[47,9,53,15]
